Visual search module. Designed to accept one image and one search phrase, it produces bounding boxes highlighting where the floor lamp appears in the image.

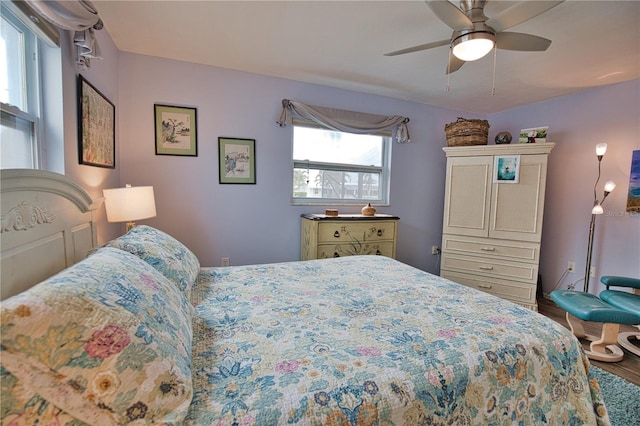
[584,143,615,293]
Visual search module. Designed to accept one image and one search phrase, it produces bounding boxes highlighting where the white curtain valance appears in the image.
[277,99,410,144]
[26,0,103,69]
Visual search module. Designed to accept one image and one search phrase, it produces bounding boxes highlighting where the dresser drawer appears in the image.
[317,241,395,258]
[441,270,537,309]
[442,235,539,263]
[317,221,396,243]
[441,253,538,283]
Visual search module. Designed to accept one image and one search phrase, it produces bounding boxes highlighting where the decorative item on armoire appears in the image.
[361,203,376,216]
[518,126,549,143]
[445,117,489,147]
[495,131,512,144]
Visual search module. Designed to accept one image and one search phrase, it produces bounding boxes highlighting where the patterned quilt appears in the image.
[188,255,609,425]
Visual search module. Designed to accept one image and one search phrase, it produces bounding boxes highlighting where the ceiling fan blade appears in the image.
[446,55,465,74]
[487,1,564,33]
[384,39,450,56]
[496,32,552,51]
[426,0,473,30]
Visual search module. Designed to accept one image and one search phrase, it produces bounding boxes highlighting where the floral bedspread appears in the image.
[187,256,609,425]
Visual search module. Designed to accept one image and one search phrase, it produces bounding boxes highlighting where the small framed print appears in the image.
[494,155,520,183]
[518,126,549,143]
[77,75,115,168]
[154,104,198,156]
[218,137,256,184]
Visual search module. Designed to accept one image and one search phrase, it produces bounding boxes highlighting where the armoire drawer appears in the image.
[441,270,537,310]
[441,253,538,283]
[317,221,396,243]
[442,235,539,263]
[317,241,395,258]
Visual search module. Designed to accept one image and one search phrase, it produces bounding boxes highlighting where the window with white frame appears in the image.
[292,122,391,205]
[1,4,60,170]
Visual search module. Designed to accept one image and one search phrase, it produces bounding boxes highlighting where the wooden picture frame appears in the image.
[218,137,256,184]
[77,75,115,168]
[154,104,198,156]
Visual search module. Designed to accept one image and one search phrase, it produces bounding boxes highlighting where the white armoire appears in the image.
[439,143,555,311]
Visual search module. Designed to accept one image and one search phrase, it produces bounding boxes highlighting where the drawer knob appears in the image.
[478,284,492,289]
[333,252,340,257]
[376,249,382,255]
[480,247,496,252]
[334,231,340,238]
[479,266,494,271]
[377,229,383,236]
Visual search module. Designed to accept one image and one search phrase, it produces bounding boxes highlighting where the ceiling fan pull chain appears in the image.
[491,45,497,96]
[446,48,451,92]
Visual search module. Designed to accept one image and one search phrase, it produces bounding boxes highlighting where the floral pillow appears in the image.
[104,225,200,300]
[1,247,193,425]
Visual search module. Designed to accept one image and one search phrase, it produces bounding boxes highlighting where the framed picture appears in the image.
[77,75,115,168]
[494,155,520,183]
[626,150,640,213]
[518,126,549,143]
[218,137,256,184]
[154,104,198,156]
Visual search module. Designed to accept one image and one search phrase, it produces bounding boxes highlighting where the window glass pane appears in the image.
[293,126,383,167]
[292,123,390,205]
[1,14,26,108]
[1,109,35,168]
[294,167,381,200]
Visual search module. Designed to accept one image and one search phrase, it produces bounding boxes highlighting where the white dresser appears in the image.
[439,143,555,311]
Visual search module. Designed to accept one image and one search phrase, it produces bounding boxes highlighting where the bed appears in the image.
[1,169,610,425]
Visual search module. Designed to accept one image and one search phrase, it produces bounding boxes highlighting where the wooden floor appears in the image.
[538,297,640,386]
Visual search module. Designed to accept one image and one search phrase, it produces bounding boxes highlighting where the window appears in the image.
[292,122,391,205]
[1,4,60,170]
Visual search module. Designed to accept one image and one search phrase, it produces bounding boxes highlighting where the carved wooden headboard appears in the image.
[1,169,103,300]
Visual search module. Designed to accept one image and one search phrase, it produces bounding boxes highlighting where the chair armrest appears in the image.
[601,275,640,290]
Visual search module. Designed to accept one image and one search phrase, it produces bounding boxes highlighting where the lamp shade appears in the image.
[103,185,156,223]
[595,143,608,156]
[591,204,604,215]
[603,179,616,193]
[452,32,495,61]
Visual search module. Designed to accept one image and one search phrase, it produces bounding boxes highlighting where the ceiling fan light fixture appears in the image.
[451,31,495,61]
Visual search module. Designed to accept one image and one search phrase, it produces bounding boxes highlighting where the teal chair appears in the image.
[599,276,640,357]
[550,276,640,362]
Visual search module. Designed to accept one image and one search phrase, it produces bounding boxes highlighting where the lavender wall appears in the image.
[116,53,463,273]
[59,29,121,243]
[61,27,639,292]
[488,79,640,295]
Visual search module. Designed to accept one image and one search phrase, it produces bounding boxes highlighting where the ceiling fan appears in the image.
[385,0,564,74]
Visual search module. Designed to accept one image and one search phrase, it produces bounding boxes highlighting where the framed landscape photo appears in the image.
[154,104,198,156]
[77,75,115,168]
[218,137,256,184]
[494,155,520,183]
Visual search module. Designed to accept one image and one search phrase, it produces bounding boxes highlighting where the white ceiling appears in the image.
[94,0,640,114]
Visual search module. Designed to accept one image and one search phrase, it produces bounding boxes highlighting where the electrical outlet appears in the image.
[221,257,230,267]
[590,266,596,278]
[431,245,440,255]
[567,261,575,273]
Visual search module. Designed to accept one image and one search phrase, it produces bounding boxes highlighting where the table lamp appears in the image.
[103,184,156,232]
